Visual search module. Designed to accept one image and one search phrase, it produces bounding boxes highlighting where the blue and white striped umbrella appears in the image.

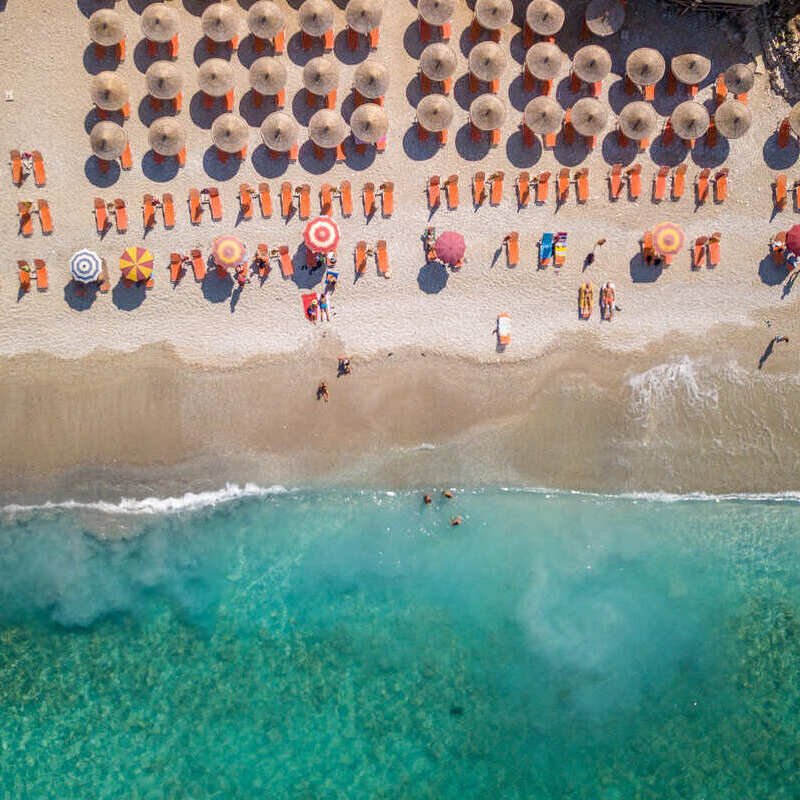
[70,249,102,283]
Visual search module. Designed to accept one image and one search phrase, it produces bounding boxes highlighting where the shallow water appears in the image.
[1,489,799,799]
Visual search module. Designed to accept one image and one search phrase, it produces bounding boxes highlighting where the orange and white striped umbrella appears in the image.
[212,235,247,268]
[303,215,340,253]
[652,222,685,257]
[119,246,154,281]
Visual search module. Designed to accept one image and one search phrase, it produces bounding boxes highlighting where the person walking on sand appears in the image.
[317,381,329,402]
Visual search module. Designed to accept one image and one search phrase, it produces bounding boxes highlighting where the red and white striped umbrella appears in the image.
[303,215,340,253]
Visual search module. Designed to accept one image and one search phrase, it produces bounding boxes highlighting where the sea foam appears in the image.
[628,355,719,419]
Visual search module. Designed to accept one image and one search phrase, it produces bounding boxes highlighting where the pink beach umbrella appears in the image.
[304,215,340,253]
[434,231,466,265]
[786,224,800,256]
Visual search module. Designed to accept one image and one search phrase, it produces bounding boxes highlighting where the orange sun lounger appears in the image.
[18,201,33,237]
[692,236,708,269]
[114,198,128,232]
[280,182,294,218]
[641,230,655,261]
[536,171,551,203]
[653,166,668,202]
[320,183,333,215]
[191,249,206,281]
[34,258,48,291]
[490,171,504,206]
[609,164,622,200]
[627,164,642,200]
[696,168,711,205]
[517,171,530,207]
[708,232,721,267]
[380,181,394,217]
[355,240,367,274]
[775,174,787,211]
[162,193,175,228]
[169,252,184,283]
[714,168,729,203]
[10,149,22,185]
[672,164,687,200]
[575,168,589,203]
[258,182,272,218]
[505,232,519,267]
[445,175,459,209]
[189,188,203,224]
[297,184,311,220]
[143,193,156,229]
[32,151,46,187]
[239,183,253,220]
[256,243,270,278]
[278,245,294,277]
[557,168,569,204]
[18,260,31,292]
[473,171,486,206]
[363,182,376,217]
[340,180,353,216]
[376,239,390,276]
[207,187,223,221]
[37,199,53,234]
[94,197,109,233]
[428,176,440,209]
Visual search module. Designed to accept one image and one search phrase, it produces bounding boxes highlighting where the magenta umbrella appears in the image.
[786,224,800,256]
[435,231,466,265]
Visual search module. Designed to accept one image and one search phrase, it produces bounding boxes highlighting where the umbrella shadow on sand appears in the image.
[252,144,290,178]
[762,132,799,171]
[417,261,450,294]
[201,268,233,302]
[629,253,663,283]
[111,280,146,311]
[758,255,787,287]
[63,281,99,311]
[291,246,326,290]
[203,146,243,180]
[84,156,120,188]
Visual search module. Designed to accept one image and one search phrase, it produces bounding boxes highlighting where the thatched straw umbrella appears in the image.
[198,58,235,97]
[89,9,124,46]
[670,53,711,86]
[353,60,390,99]
[308,109,348,148]
[523,96,563,134]
[469,42,507,83]
[90,121,128,160]
[714,99,752,139]
[247,1,285,40]
[572,45,612,84]
[350,103,389,143]
[618,101,657,141]
[211,113,249,153]
[626,48,665,87]
[90,71,129,111]
[474,0,513,31]
[146,61,182,100]
[585,0,624,37]
[420,43,458,82]
[303,57,339,96]
[140,4,179,43]
[418,0,456,26]
[261,112,299,152]
[249,57,287,96]
[346,0,384,34]
[526,0,565,37]
[789,102,800,137]
[670,100,710,140]
[570,97,608,136]
[525,42,564,81]
[299,0,335,37]
[724,63,754,95]
[148,117,186,157]
[202,3,240,43]
[469,94,507,131]
[417,94,454,131]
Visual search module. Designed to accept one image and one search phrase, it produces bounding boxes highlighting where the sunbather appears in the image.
[307,297,319,322]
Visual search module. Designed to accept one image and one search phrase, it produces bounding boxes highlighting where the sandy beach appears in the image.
[1,0,799,499]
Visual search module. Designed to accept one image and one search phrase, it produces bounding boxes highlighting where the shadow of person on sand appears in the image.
[782,269,798,299]
[417,261,449,294]
[758,336,789,369]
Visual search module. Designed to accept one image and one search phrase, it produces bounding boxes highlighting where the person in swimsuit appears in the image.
[319,294,330,322]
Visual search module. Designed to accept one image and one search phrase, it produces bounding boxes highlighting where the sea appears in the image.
[1,487,799,799]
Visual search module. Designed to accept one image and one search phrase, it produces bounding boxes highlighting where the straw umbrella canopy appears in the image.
[303,57,339,96]
[475,0,513,31]
[618,101,656,141]
[202,3,240,43]
[260,111,300,152]
[670,53,711,86]
[140,3,179,43]
[724,63,754,95]
[469,41,507,83]
[418,0,456,26]
[570,97,608,136]
[572,45,612,84]
[523,96,563,134]
[585,0,625,37]
[525,42,564,81]
[626,48,665,87]
[346,0,384,34]
[416,94,454,132]
[789,102,800,137]
[249,57,287,96]
[308,109,348,148]
[247,1,285,40]
[353,60,390,99]
[90,121,128,160]
[145,61,182,100]
[526,0,565,37]
[299,0,335,37]
[89,9,124,46]
[90,71,129,111]
[211,113,249,153]
[469,94,507,131]
[714,99,752,139]
[198,58,235,97]
[148,117,186,157]
[420,43,458,82]
[350,103,389,143]
[670,100,710,140]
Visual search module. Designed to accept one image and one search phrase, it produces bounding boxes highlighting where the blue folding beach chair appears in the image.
[539,232,554,268]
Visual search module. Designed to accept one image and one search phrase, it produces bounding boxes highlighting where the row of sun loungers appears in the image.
[17,200,53,237]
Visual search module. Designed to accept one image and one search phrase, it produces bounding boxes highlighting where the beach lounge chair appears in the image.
[517,172,530,208]
[169,252,184,283]
[554,232,567,267]
[187,189,202,225]
[696,168,710,205]
[94,197,108,233]
[10,150,22,185]
[363,182,376,217]
[641,230,654,261]
[490,172,504,206]
[575,169,589,203]
[777,118,791,149]
[239,184,253,220]
[191,249,206,281]
[609,164,622,200]
[653,166,668,202]
[715,74,727,106]
[208,187,223,221]
[672,164,687,201]
[376,239,390,276]
[34,259,48,291]
[381,182,394,217]
[301,292,318,322]
[473,171,486,206]
[708,232,721,267]
[120,143,132,170]
[497,313,511,346]
[258,183,272,218]
[775,174,787,211]
[714,169,728,203]
[159,193,174,229]
[143,194,156,229]
[256,244,270,278]
[278,245,294,277]
[771,231,787,264]
[281,182,294,218]
[692,236,708,269]
[706,118,717,149]
[355,241,367,274]
[445,175,459,210]
[113,198,128,233]
[32,151,46,186]
[563,109,574,145]
[18,201,33,237]
[297,184,311,220]
[539,233,554,267]
[428,176,440,210]
[543,129,556,149]
[490,128,501,148]
[320,183,333,216]
[37,199,53,234]
[557,168,569,204]
[536,171,550,204]
[795,180,800,213]
[505,232,519,267]
[578,282,593,319]
[17,260,31,292]
[627,164,642,200]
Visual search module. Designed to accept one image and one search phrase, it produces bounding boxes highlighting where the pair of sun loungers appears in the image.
[472,172,504,207]
[773,174,800,212]
[9,150,45,186]
[538,232,567,268]
[692,234,722,269]
[17,259,48,293]
[354,241,390,276]
[17,200,52,236]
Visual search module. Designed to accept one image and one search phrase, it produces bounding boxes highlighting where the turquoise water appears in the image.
[1,489,800,799]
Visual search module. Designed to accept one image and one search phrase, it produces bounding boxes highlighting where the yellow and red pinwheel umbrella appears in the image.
[119,246,154,281]
[652,222,685,257]
[212,235,247,269]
